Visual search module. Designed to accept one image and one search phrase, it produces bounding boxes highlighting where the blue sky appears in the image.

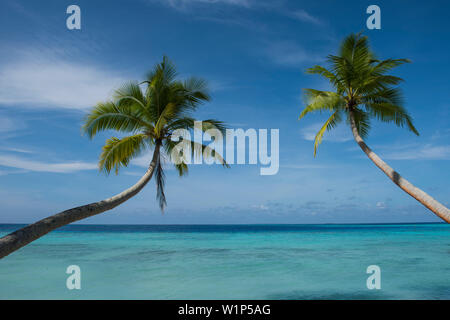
[0,0,449,224]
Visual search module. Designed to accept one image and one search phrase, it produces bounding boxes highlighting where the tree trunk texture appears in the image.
[0,143,161,259]
[349,110,450,223]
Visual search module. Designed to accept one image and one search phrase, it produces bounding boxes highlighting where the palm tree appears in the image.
[299,33,450,223]
[0,56,227,259]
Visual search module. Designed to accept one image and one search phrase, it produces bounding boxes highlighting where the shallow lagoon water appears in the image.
[0,223,449,299]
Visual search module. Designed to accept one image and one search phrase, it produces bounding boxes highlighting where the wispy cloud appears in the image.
[148,0,323,30]
[0,114,29,140]
[382,143,450,160]
[376,201,387,209]
[251,204,269,211]
[0,154,97,173]
[431,128,450,140]
[300,122,353,142]
[150,0,253,10]
[131,154,153,168]
[289,9,323,25]
[148,0,268,31]
[151,0,322,25]
[0,49,127,110]
[264,40,322,67]
[0,147,33,154]
[0,116,26,133]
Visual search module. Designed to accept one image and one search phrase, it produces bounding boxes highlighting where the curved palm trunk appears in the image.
[0,143,161,259]
[349,111,450,223]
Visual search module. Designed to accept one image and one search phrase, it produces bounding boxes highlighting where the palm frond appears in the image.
[165,117,196,132]
[141,58,210,139]
[372,58,411,75]
[82,102,152,139]
[164,138,228,169]
[99,134,148,174]
[165,118,227,136]
[174,162,189,177]
[300,90,344,119]
[313,110,342,156]
[190,140,229,167]
[145,56,177,88]
[303,33,416,142]
[114,81,145,105]
[155,155,167,211]
[364,102,419,135]
[155,102,182,136]
[113,81,155,123]
[199,119,227,136]
[306,65,344,93]
[361,87,404,107]
[183,77,210,105]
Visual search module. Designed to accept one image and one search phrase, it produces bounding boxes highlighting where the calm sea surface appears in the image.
[0,223,449,299]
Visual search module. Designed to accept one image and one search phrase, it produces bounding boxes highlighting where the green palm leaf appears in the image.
[299,90,345,119]
[82,102,152,139]
[83,56,227,212]
[99,134,148,174]
[300,33,419,155]
[313,110,342,156]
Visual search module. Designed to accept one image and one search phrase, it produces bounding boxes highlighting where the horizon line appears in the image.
[0,222,445,226]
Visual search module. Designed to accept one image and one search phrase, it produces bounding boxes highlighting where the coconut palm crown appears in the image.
[300,33,418,156]
[299,33,450,223]
[83,56,227,211]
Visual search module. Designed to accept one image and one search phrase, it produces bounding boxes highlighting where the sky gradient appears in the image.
[0,0,449,224]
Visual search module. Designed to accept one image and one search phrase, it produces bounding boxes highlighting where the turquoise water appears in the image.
[0,224,449,299]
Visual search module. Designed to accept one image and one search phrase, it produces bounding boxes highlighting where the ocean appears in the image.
[0,223,448,299]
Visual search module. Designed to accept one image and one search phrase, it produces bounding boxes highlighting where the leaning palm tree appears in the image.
[299,33,450,223]
[0,56,227,259]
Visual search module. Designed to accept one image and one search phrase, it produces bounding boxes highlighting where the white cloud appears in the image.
[153,0,322,27]
[290,10,322,25]
[131,154,153,168]
[251,204,269,211]
[382,144,450,160]
[376,201,386,209]
[264,41,322,66]
[0,154,97,173]
[0,51,127,110]
[0,115,28,140]
[0,147,33,154]
[156,0,252,9]
[431,128,450,140]
[300,122,353,142]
